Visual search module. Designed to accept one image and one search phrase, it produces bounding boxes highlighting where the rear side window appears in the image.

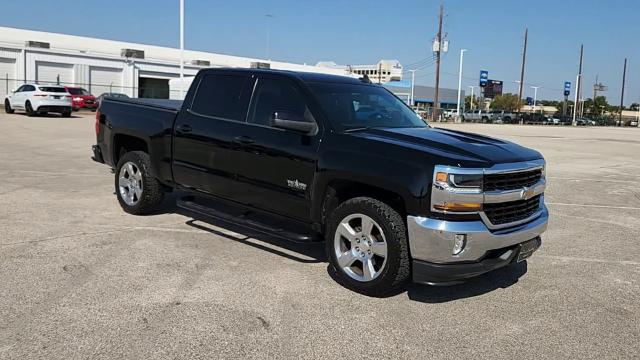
[190,74,252,121]
[39,87,67,93]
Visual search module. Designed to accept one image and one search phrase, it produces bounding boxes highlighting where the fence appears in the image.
[0,75,183,100]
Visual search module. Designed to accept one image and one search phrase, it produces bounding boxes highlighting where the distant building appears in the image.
[316,59,403,83]
[384,80,462,110]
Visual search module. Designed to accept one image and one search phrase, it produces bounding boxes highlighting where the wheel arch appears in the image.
[318,178,410,233]
[112,133,149,165]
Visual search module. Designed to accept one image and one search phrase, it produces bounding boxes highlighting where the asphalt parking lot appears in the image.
[0,111,638,359]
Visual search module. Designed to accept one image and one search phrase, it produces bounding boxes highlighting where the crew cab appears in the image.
[4,84,72,117]
[92,68,548,296]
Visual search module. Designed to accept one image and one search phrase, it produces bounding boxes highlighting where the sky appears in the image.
[1,0,639,104]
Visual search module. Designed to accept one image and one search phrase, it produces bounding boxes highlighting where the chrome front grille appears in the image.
[484,168,542,191]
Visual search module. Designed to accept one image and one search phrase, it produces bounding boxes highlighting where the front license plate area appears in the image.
[517,238,540,262]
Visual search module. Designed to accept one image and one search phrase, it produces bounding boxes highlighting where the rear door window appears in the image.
[190,74,252,122]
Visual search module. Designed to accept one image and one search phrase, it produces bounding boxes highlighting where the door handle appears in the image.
[233,135,254,145]
[177,124,192,133]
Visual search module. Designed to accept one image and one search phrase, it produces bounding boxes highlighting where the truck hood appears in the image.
[349,126,542,165]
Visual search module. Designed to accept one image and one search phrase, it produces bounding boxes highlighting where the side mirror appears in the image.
[272,111,317,135]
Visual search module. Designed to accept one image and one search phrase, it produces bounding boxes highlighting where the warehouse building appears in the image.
[0,26,352,100]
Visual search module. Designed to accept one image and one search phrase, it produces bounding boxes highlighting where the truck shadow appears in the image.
[405,261,528,303]
[163,196,326,264]
[161,194,527,302]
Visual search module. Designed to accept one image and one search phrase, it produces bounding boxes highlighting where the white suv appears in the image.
[4,84,72,117]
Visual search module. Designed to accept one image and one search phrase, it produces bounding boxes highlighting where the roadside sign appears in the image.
[484,79,503,98]
[564,81,571,96]
[480,70,489,87]
[526,97,534,106]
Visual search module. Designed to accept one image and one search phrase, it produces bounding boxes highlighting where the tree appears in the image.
[592,96,609,116]
[630,103,640,111]
[464,95,479,111]
[489,93,520,112]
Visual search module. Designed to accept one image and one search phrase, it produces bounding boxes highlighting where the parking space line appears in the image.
[546,202,640,210]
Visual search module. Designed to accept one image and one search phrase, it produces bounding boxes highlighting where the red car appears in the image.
[65,87,97,111]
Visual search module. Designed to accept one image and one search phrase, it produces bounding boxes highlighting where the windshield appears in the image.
[39,87,67,93]
[66,88,90,95]
[310,82,427,131]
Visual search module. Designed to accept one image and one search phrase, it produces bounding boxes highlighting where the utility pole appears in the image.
[619,58,627,127]
[516,28,528,120]
[456,49,467,122]
[409,69,417,107]
[572,44,583,126]
[432,3,444,121]
[378,62,382,84]
[179,0,185,99]
[593,75,598,115]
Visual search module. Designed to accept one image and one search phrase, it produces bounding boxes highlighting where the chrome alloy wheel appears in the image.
[333,213,388,282]
[118,162,143,206]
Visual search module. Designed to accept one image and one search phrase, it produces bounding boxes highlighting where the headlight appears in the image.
[73,97,82,101]
[436,172,483,188]
[431,168,484,213]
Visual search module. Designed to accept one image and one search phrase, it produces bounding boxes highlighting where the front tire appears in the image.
[4,99,14,114]
[326,197,410,296]
[115,151,165,215]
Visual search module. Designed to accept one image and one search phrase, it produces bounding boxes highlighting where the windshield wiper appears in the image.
[343,126,379,133]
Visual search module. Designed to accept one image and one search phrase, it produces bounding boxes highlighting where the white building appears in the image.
[0,26,350,100]
[316,59,403,83]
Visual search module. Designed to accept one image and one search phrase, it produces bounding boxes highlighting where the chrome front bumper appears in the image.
[407,204,548,264]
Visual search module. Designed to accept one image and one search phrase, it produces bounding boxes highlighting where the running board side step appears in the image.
[176,199,319,243]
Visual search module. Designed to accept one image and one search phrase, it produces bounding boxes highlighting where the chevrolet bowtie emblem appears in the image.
[521,186,535,200]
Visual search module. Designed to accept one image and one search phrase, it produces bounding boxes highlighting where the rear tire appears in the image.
[326,197,410,297]
[61,110,71,118]
[115,151,165,215]
[25,101,35,117]
[4,99,14,114]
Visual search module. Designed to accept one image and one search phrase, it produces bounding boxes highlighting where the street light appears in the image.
[179,0,185,99]
[456,49,467,122]
[468,86,476,111]
[265,14,274,59]
[408,69,417,107]
[530,86,539,111]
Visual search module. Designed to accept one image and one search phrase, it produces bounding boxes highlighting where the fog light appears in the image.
[453,234,466,255]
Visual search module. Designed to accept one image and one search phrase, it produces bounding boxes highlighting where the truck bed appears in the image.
[102,97,183,111]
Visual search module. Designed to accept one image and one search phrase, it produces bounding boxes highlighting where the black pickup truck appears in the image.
[92,68,548,296]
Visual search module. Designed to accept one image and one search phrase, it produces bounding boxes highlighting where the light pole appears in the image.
[408,69,416,107]
[573,73,580,125]
[265,14,274,59]
[456,49,467,122]
[468,86,475,111]
[179,0,185,99]
[530,86,539,111]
